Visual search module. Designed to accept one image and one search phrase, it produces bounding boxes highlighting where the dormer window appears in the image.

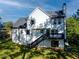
[19,25,23,28]
[24,23,27,28]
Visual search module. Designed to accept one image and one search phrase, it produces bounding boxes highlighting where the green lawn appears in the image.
[0,39,79,59]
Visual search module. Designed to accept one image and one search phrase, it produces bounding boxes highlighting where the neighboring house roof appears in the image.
[13,17,28,28]
[0,23,3,29]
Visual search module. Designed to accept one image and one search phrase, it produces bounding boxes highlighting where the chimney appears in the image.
[62,3,67,16]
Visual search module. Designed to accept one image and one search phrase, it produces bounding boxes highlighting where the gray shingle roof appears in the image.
[13,17,28,28]
[46,11,58,18]
[37,7,65,18]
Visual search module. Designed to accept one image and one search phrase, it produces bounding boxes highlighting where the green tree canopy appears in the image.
[66,17,79,41]
[3,21,13,30]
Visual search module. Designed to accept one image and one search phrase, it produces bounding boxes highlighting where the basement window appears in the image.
[51,41,58,47]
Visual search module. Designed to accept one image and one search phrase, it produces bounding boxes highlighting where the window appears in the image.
[21,30,23,34]
[26,30,30,35]
[30,20,35,25]
[58,19,61,24]
[54,30,58,34]
[51,41,58,47]
[46,29,50,36]
[51,29,54,34]
[24,23,27,28]
[19,25,24,28]
[40,29,44,33]
[53,19,57,24]
[51,29,58,34]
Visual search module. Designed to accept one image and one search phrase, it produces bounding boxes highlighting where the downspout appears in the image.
[62,3,68,49]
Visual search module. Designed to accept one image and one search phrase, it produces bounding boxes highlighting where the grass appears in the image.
[0,39,79,59]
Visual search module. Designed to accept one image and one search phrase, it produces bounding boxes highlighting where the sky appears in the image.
[0,0,79,22]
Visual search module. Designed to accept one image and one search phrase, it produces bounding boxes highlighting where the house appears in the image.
[12,3,67,49]
[0,18,4,38]
[0,19,3,29]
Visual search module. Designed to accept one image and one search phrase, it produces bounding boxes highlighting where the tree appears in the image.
[3,21,13,38]
[66,17,79,42]
[3,22,13,30]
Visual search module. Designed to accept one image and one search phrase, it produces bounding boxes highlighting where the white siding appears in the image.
[12,29,28,45]
[37,40,51,47]
[12,29,19,43]
[29,7,49,28]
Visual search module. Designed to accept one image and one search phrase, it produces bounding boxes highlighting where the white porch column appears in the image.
[59,40,64,48]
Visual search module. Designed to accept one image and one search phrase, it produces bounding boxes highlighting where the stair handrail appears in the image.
[30,33,46,45]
